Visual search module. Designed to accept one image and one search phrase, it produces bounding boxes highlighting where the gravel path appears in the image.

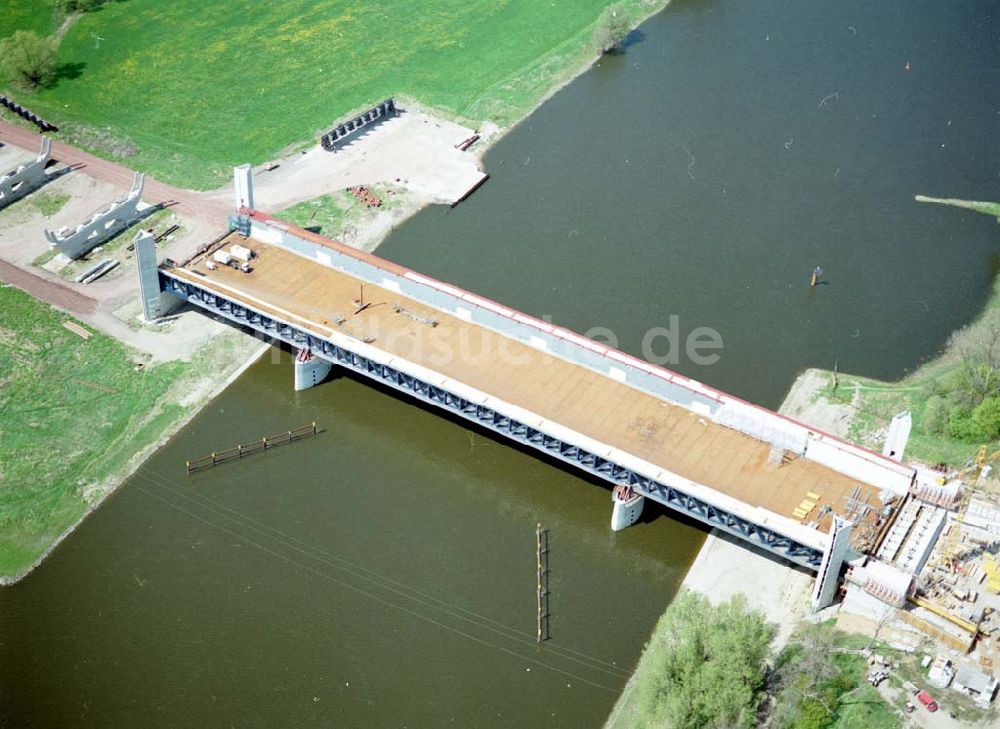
[0,120,231,226]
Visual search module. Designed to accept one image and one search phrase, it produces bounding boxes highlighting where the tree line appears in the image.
[923,322,1000,443]
[632,592,895,728]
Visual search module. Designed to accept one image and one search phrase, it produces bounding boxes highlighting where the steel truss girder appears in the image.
[163,272,824,569]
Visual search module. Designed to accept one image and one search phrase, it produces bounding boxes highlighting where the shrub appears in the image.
[922,394,949,435]
[639,592,775,728]
[56,0,110,12]
[972,396,1000,440]
[948,404,981,441]
[0,31,57,90]
[594,4,632,54]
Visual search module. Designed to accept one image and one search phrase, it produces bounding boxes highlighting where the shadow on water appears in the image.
[325,364,715,538]
[603,28,647,55]
[621,28,646,51]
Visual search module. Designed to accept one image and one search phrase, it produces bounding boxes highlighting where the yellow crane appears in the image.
[936,444,1000,485]
[937,444,1000,569]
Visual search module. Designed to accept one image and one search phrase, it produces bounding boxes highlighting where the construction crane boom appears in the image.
[936,443,1000,569]
[936,444,1000,485]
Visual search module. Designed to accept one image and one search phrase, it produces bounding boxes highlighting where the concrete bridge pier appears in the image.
[611,485,644,531]
[294,348,333,391]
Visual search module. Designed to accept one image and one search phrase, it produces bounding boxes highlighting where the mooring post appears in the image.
[810,265,823,287]
[211,452,216,466]
[238,444,242,459]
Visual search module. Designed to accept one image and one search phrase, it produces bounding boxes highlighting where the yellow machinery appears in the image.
[936,445,1000,568]
[908,595,980,635]
[984,555,1000,594]
[936,445,996,485]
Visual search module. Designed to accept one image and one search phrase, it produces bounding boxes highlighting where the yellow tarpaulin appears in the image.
[983,555,1000,594]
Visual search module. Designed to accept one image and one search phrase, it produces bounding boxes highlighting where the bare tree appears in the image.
[865,607,895,651]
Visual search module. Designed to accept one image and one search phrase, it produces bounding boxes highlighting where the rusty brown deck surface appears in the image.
[174,233,884,538]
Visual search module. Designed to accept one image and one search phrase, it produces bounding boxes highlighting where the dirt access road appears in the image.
[0,120,231,225]
[0,259,96,316]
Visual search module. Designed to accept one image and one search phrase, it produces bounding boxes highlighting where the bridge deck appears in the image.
[174,232,883,538]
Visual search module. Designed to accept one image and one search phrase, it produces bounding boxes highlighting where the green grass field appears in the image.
[0,1,58,40]
[0,286,187,578]
[0,286,264,581]
[3,0,662,189]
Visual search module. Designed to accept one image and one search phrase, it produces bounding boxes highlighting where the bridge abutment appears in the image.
[294,348,333,391]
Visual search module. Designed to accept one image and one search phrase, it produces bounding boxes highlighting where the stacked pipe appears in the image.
[75,258,118,284]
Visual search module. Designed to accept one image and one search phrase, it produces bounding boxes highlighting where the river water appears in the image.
[2,1,998,727]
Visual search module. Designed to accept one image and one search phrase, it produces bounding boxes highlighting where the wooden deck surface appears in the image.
[175,234,884,539]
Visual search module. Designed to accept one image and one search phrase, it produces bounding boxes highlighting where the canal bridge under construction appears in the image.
[140,202,945,611]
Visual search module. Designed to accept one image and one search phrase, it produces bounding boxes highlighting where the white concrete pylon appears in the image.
[234,163,254,211]
[883,411,912,462]
[811,516,853,610]
[135,229,162,321]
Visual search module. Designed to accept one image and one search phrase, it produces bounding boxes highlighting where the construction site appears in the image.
[836,443,1000,712]
[11,109,994,689]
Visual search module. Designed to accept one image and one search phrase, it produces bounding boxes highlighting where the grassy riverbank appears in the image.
[0,286,260,582]
[2,0,667,189]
